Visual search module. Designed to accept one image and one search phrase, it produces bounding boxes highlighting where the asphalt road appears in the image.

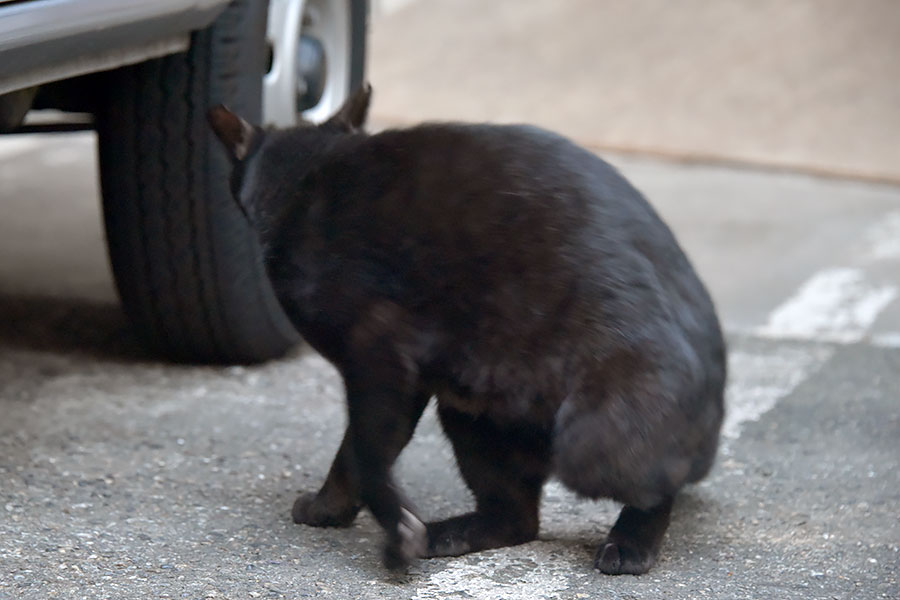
[5,3,900,598]
[1,130,898,600]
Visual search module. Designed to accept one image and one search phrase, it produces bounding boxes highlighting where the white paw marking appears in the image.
[398,507,427,559]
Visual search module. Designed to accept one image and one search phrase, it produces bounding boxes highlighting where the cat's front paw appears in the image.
[292,491,360,528]
[382,507,427,570]
[594,540,657,575]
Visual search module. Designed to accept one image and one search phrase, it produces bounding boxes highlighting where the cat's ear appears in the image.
[208,105,258,162]
[323,83,372,132]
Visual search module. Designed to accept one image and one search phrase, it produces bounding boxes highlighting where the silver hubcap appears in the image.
[263,0,351,126]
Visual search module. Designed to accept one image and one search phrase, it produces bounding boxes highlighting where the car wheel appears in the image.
[96,0,367,363]
[266,0,367,126]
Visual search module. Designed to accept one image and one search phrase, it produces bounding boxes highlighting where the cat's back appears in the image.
[335,123,658,256]
[367,122,626,200]
[322,124,713,365]
[349,122,709,314]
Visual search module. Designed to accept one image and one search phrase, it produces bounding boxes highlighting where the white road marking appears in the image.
[727,209,900,443]
[413,544,577,600]
[872,332,900,348]
[754,267,897,343]
[865,211,900,260]
[722,345,834,444]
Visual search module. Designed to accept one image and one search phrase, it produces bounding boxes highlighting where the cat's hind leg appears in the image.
[594,497,674,575]
[424,405,552,557]
[553,380,704,575]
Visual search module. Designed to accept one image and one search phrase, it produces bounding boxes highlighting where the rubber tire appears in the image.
[96,0,367,364]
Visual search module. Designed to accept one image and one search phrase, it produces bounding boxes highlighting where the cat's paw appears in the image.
[594,540,656,575]
[426,527,470,557]
[291,492,359,528]
[382,507,427,570]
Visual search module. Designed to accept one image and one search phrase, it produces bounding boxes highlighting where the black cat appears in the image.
[208,84,726,575]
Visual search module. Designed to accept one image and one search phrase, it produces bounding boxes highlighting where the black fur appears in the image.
[209,86,726,574]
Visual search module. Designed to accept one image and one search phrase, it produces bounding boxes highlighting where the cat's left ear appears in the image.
[323,83,372,132]
[208,105,258,162]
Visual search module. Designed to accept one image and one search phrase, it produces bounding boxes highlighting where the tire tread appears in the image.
[97,0,298,363]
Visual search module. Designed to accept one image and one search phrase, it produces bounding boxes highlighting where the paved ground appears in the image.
[2,1,900,598]
[1,130,898,600]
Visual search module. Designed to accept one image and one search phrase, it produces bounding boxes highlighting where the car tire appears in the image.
[96,0,367,364]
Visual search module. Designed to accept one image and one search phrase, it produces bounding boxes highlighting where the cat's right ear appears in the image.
[323,83,372,132]
[208,105,257,162]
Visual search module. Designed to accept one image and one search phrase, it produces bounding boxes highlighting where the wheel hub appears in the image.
[263,0,352,126]
[297,35,327,112]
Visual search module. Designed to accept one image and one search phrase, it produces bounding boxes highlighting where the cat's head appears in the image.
[207,83,372,225]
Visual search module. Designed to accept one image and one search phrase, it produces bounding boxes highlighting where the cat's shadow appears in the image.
[0,292,150,362]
